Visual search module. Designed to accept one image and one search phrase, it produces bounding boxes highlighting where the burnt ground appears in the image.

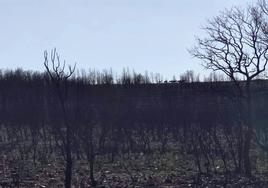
[1,149,268,188]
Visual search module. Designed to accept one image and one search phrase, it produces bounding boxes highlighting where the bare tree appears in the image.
[190,5,268,176]
[44,48,76,188]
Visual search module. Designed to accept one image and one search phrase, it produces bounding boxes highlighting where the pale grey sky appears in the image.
[0,0,252,79]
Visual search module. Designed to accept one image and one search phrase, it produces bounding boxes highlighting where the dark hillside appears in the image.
[1,70,268,187]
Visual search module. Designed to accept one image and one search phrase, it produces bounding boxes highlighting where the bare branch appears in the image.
[43,48,76,82]
[190,5,268,82]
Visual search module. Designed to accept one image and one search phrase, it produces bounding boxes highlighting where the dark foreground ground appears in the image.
[1,150,268,188]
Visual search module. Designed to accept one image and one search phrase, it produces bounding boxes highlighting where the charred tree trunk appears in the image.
[65,132,72,188]
[89,137,96,187]
[243,82,253,176]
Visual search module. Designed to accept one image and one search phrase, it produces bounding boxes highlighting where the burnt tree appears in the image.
[190,5,268,176]
[44,49,76,188]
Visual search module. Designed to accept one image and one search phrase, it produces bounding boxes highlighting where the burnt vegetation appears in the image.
[1,62,268,187]
[2,1,268,188]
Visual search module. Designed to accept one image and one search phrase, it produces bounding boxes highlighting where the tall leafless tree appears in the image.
[190,4,268,176]
[44,48,76,188]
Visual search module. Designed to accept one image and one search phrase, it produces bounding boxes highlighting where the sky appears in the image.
[0,0,253,79]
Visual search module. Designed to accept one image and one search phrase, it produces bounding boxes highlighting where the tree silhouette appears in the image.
[190,4,268,176]
[44,48,76,188]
